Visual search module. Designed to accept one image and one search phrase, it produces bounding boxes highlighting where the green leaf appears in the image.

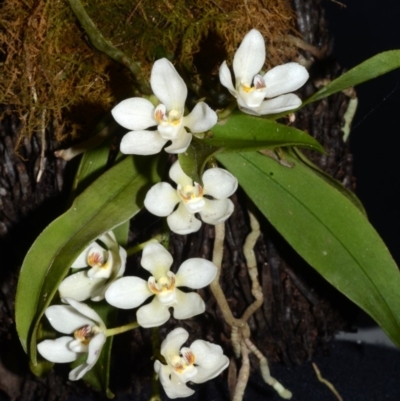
[206,112,325,153]
[178,112,324,184]
[178,140,221,184]
[69,138,111,200]
[292,148,367,216]
[16,155,162,364]
[303,50,400,106]
[218,151,400,347]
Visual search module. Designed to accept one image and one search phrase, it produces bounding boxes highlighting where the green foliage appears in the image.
[179,112,324,183]
[218,150,400,347]
[15,154,162,365]
[303,50,400,105]
[208,112,324,152]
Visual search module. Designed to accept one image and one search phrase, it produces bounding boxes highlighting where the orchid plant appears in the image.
[14,14,400,401]
[219,29,309,116]
[144,160,238,234]
[58,231,127,302]
[105,242,217,327]
[37,298,107,381]
[154,327,230,399]
[112,58,217,155]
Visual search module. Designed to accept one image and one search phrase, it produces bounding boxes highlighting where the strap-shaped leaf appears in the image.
[178,113,324,184]
[207,112,324,153]
[16,155,162,364]
[218,150,400,347]
[303,50,400,106]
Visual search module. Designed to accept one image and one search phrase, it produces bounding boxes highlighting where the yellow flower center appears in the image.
[241,77,266,93]
[74,325,94,346]
[178,183,204,203]
[87,251,108,268]
[148,271,176,295]
[170,350,196,373]
[155,107,182,126]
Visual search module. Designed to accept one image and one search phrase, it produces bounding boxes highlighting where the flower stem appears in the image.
[106,321,139,337]
[67,0,151,95]
[126,234,165,256]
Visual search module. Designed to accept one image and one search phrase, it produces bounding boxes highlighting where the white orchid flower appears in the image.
[154,327,229,399]
[58,231,127,302]
[37,298,106,381]
[105,243,217,328]
[112,58,217,155]
[219,29,309,115]
[144,160,238,235]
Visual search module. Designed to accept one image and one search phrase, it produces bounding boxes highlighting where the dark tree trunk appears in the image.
[0,0,358,399]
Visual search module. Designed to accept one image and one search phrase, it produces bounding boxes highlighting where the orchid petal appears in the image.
[136,297,171,328]
[233,29,265,85]
[190,340,229,383]
[237,85,268,109]
[105,276,152,309]
[167,203,202,235]
[111,98,156,130]
[160,327,189,358]
[69,364,90,381]
[169,160,192,187]
[58,272,105,302]
[263,62,309,98]
[120,130,168,155]
[182,196,205,214]
[101,230,117,243]
[219,61,237,96]
[175,259,217,289]
[200,198,234,225]
[155,361,195,399]
[203,168,238,199]
[183,102,217,133]
[251,93,302,115]
[170,354,198,382]
[87,250,113,279]
[71,242,105,268]
[158,122,184,141]
[68,333,106,381]
[172,290,205,320]
[151,59,187,112]
[164,129,192,154]
[90,283,111,302]
[144,182,180,217]
[64,298,104,329]
[86,333,106,365]
[69,339,89,353]
[37,337,78,363]
[156,285,178,306]
[141,242,173,277]
[45,305,93,334]
[117,246,127,277]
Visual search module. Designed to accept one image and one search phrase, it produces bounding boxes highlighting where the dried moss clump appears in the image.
[0,0,118,142]
[0,0,299,144]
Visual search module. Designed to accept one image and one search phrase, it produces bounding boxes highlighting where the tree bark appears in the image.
[0,0,358,399]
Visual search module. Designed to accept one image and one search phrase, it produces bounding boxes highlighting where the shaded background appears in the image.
[2,1,400,400]
[324,0,400,265]
[232,1,400,400]
[273,1,400,399]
